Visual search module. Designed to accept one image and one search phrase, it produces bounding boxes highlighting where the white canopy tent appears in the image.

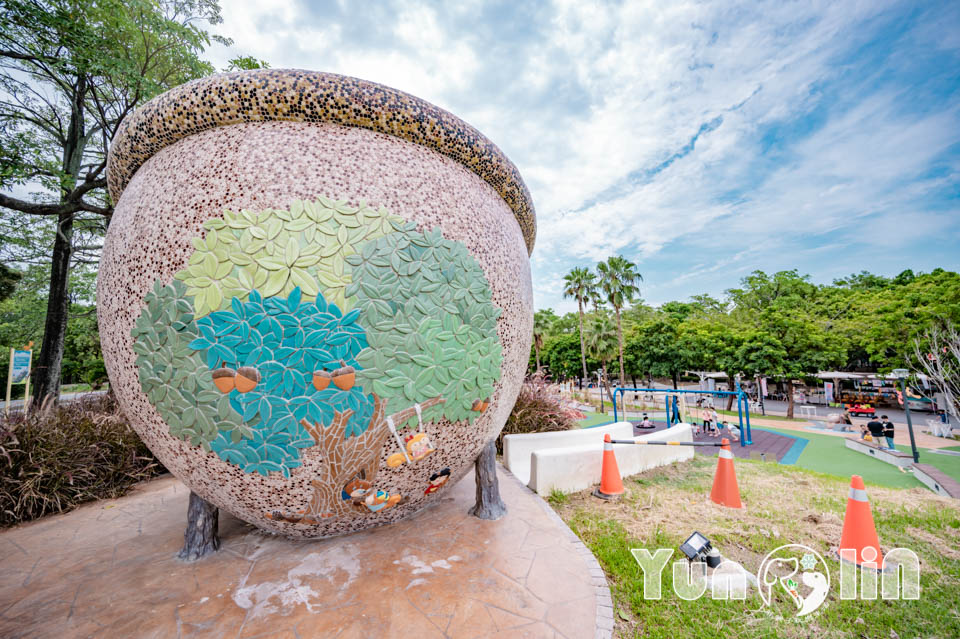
[815,371,930,383]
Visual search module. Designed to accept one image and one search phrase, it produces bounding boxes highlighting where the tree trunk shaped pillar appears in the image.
[470,440,506,520]
[177,491,220,561]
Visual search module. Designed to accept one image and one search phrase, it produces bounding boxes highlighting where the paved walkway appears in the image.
[0,390,107,411]
[0,468,609,639]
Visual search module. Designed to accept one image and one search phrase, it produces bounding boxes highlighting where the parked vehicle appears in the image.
[845,403,875,417]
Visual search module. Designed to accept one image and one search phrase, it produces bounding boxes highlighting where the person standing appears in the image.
[881,415,896,449]
[866,416,885,445]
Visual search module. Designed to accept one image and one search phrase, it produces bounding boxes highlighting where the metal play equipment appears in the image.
[612,386,753,446]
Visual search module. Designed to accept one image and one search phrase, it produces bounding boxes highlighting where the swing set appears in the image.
[386,403,436,467]
[612,386,753,446]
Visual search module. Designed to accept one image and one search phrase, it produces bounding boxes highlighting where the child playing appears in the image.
[723,421,740,441]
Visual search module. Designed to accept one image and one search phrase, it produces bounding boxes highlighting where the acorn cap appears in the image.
[237,366,260,382]
[106,70,536,255]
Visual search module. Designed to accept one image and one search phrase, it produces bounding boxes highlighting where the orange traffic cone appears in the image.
[838,475,883,568]
[710,438,743,508]
[593,433,625,500]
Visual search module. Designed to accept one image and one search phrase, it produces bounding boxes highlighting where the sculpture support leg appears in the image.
[177,491,220,561]
[470,441,507,520]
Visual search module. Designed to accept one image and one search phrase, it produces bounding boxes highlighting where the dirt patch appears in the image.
[905,526,960,560]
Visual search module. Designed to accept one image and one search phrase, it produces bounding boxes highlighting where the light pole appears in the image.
[755,375,766,416]
[596,369,604,413]
[893,369,919,463]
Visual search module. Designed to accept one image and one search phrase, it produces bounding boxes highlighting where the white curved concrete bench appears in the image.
[502,421,635,485]
[844,437,914,468]
[527,423,695,496]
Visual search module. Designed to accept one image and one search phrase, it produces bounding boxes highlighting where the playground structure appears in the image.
[612,390,691,420]
[612,386,754,446]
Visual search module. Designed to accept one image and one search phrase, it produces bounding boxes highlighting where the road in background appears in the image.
[0,390,107,412]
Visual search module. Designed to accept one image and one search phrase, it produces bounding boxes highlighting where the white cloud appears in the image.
[205,0,960,312]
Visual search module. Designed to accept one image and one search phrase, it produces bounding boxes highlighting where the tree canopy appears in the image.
[0,0,250,402]
[532,267,959,416]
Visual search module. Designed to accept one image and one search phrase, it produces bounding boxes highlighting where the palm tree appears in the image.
[588,287,604,313]
[597,255,642,390]
[532,310,554,373]
[562,267,598,387]
[586,313,618,413]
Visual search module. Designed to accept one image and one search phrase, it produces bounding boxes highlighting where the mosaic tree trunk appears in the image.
[98,69,535,539]
[178,492,220,561]
[469,441,507,520]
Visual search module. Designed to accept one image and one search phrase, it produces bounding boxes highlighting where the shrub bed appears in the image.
[1,393,164,527]
[498,375,575,453]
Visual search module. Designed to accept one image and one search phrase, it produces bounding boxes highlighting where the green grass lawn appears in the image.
[911,448,960,483]
[60,383,96,393]
[759,426,920,489]
[553,456,960,639]
[758,425,960,488]
[577,411,616,428]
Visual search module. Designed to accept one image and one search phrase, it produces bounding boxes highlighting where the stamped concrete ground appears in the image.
[0,467,609,639]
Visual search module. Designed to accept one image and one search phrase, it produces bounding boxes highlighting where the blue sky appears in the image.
[208,0,960,312]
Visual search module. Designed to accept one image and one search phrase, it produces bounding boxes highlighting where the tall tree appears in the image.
[543,332,593,382]
[728,270,845,417]
[0,0,233,403]
[0,264,20,302]
[597,255,642,388]
[531,309,556,373]
[626,318,686,389]
[913,321,960,421]
[586,312,617,413]
[562,266,597,387]
[551,311,580,334]
[224,55,270,71]
[677,318,740,377]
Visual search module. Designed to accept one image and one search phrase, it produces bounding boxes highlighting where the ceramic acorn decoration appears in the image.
[235,367,260,393]
[312,369,332,391]
[211,367,236,393]
[98,69,535,538]
[331,361,356,391]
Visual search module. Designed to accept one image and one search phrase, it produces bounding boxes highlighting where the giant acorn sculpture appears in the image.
[97,69,535,539]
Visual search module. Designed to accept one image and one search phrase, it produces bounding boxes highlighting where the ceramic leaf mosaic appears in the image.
[131,197,504,518]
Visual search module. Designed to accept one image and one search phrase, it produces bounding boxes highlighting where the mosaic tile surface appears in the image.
[98,74,534,538]
[106,69,536,254]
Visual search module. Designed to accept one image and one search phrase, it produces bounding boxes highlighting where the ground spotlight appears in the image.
[680,531,712,562]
